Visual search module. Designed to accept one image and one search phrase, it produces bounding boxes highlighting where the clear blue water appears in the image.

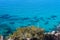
[0,0,60,36]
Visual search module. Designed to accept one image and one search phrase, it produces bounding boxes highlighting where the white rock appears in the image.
[8,37,13,40]
[26,38,30,40]
[51,31,55,34]
[55,33,58,36]
[48,32,51,34]
[44,33,47,34]
[1,36,3,40]
[8,39,11,40]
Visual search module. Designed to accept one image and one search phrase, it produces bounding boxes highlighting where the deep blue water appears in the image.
[0,0,60,35]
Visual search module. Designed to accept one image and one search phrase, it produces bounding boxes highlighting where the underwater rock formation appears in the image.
[56,24,60,31]
[0,14,12,19]
[51,15,57,20]
[39,17,45,21]
[0,23,13,36]
[44,21,49,25]
[0,14,59,38]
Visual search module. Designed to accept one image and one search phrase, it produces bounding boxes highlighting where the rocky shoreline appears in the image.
[0,26,59,40]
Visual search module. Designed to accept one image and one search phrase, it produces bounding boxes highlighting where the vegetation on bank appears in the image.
[8,26,44,40]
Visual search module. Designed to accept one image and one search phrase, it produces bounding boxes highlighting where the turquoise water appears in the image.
[0,0,60,36]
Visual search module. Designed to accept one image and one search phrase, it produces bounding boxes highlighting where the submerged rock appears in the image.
[0,14,11,19]
[51,15,57,20]
[57,24,60,31]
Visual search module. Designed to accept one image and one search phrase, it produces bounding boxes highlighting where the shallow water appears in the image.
[0,0,60,35]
